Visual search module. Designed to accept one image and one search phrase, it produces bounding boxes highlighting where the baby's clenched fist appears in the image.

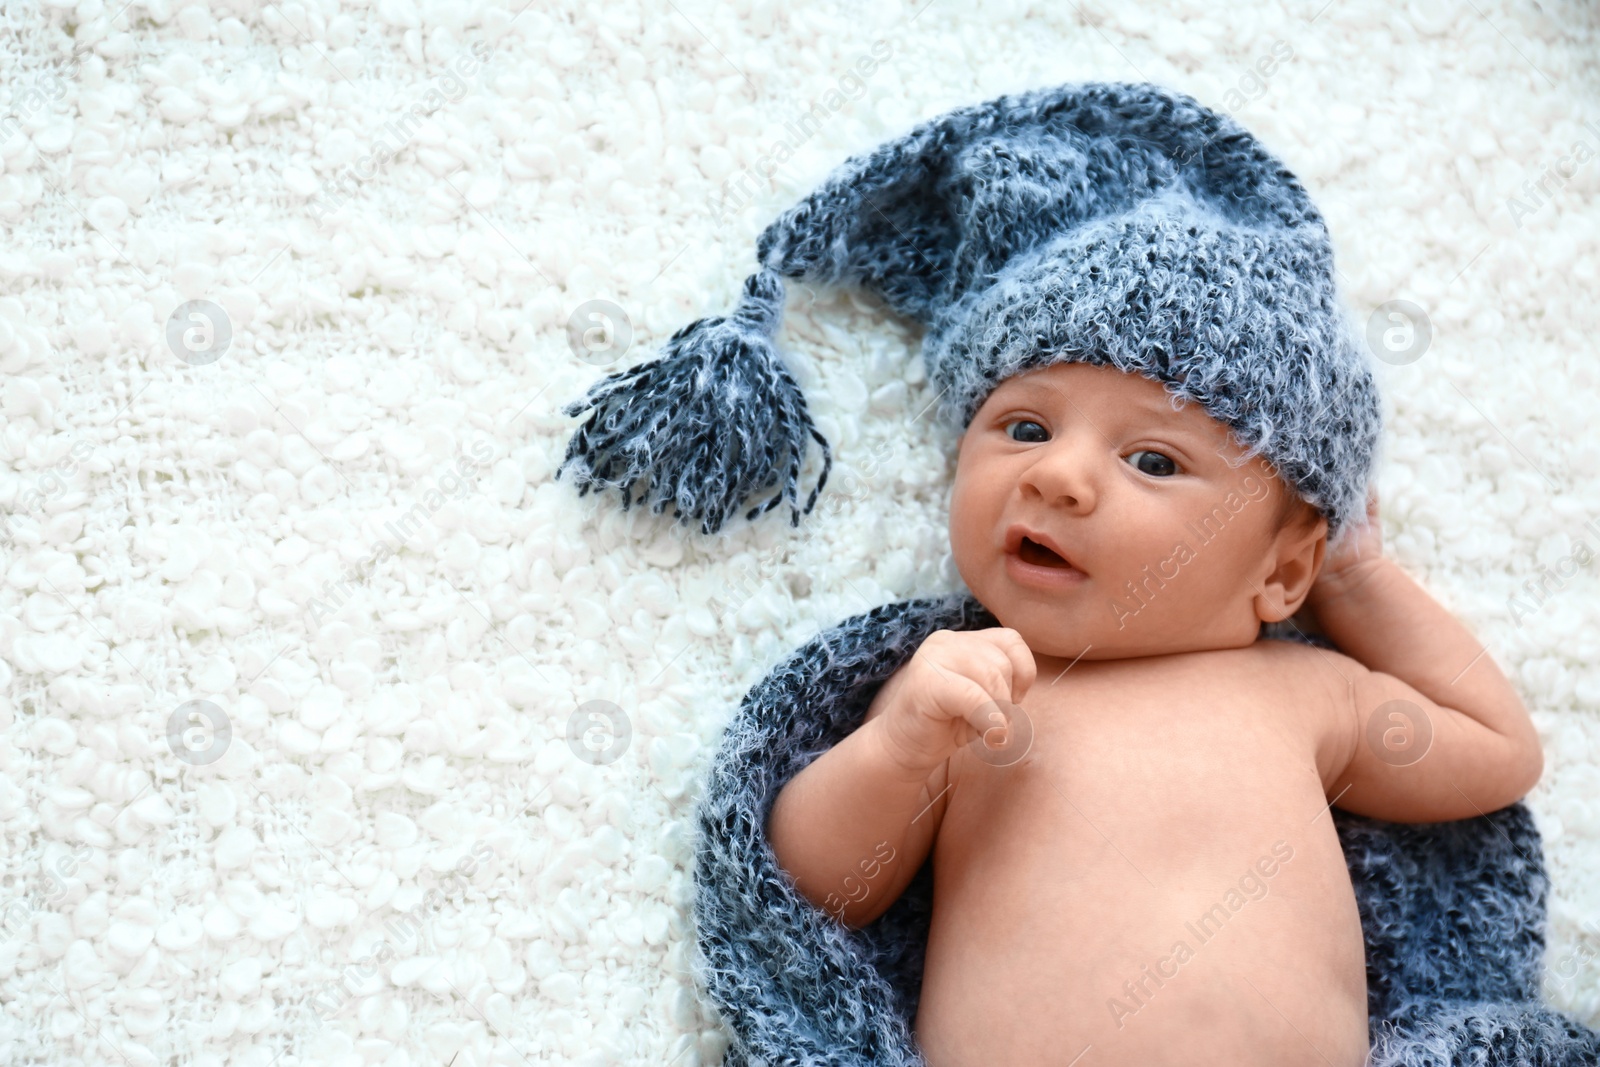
[869,627,1037,779]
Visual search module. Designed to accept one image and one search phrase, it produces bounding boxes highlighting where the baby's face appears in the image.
[949,361,1326,665]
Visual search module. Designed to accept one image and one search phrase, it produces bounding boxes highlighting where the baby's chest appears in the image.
[938,668,1333,879]
[916,652,1368,1064]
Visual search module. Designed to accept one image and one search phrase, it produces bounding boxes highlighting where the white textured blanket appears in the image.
[0,1,1596,1064]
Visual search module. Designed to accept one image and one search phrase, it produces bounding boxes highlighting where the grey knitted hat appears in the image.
[558,81,1382,544]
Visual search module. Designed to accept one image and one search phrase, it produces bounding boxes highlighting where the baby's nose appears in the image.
[1018,434,1099,509]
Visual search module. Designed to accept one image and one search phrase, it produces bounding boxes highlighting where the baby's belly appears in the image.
[913,699,1369,1067]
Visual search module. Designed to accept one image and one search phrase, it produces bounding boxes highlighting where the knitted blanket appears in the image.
[692,592,1600,1066]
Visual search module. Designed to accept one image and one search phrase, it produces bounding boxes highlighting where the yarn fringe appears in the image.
[557,269,833,536]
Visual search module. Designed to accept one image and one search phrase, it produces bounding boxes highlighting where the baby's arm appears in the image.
[767,628,1035,927]
[1306,495,1543,822]
[765,678,949,929]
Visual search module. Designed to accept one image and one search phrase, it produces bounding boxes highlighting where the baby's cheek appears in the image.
[1095,539,1195,620]
[946,516,983,588]
[945,476,981,554]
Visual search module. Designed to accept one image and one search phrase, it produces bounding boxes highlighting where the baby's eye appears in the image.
[1127,450,1178,477]
[1006,420,1048,444]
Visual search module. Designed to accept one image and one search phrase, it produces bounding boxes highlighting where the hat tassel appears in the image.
[557,269,833,536]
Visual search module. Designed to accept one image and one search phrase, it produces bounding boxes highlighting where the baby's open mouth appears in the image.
[1018,537,1074,569]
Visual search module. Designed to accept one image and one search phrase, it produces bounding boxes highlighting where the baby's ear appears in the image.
[1255,512,1328,622]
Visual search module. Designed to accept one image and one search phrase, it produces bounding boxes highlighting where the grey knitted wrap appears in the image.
[692,592,1600,1065]
[561,81,1383,544]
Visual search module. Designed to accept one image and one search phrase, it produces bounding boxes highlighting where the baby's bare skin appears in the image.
[909,641,1368,1065]
[767,361,1543,1066]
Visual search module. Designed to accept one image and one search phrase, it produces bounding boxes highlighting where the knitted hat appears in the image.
[558,81,1382,544]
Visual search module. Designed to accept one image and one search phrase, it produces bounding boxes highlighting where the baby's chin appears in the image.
[980,597,1257,663]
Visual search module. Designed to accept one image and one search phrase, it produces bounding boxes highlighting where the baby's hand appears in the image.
[1314,486,1384,600]
[871,628,1037,778]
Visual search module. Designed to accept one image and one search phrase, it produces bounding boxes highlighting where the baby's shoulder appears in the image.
[1150,634,1351,682]
[1248,632,1356,671]
[1085,636,1358,727]
[1243,636,1363,788]
[1144,637,1359,726]
[1235,635,1361,702]
[1248,633,1350,668]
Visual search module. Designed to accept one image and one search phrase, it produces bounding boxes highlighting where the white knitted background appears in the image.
[1,1,1598,1064]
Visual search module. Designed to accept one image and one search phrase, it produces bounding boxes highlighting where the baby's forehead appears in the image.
[990,362,1215,426]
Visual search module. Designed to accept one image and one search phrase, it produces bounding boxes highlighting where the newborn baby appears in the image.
[555,81,1552,1066]
[766,360,1543,1066]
